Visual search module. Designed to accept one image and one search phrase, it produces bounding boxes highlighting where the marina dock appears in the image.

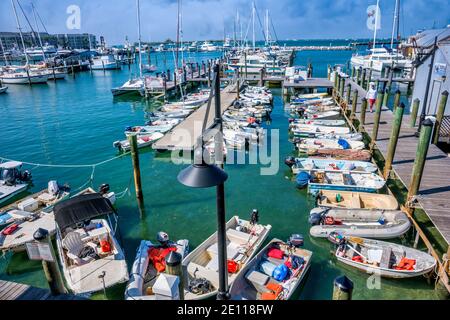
[0,280,86,300]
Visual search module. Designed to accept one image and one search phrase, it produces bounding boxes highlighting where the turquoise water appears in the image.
[0,46,444,300]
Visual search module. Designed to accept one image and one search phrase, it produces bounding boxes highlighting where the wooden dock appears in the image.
[344,79,450,246]
[0,280,86,300]
[152,81,240,151]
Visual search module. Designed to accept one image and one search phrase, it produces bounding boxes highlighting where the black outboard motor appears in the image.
[287,234,304,248]
[284,156,296,167]
[98,183,110,195]
[157,231,170,247]
[250,209,259,225]
[309,207,328,225]
[19,170,32,182]
[1,169,16,186]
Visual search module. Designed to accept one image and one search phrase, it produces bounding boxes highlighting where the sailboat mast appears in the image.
[390,0,399,49]
[11,0,29,65]
[371,0,380,61]
[265,9,269,47]
[31,3,46,61]
[175,0,180,69]
[136,0,143,78]
[0,37,9,65]
[252,2,256,51]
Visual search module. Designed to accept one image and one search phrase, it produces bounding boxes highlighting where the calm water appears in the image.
[0,43,443,300]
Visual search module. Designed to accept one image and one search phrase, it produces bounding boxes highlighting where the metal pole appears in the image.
[383,102,405,178]
[408,119,433,199]
[418,36,438,134]
[215,182,229,300]
[433,91,449,145]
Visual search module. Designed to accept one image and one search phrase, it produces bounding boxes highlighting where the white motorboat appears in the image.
[54,192,128,294]
[113,132,164,152]
[91,55,120,70]
[0,162,32,206]
[0,86,8,94]
[111,78,145,96]
[296,138,365,152]
[0,69,49,84]
[199,41,218,52]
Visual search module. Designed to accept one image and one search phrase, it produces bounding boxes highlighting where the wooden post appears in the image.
[333,71,339,92]
[383,102,406,179]
[236,68,240,100]
[350,66,355,80]
[339,77,345,98]
[355,67,361,86]
[370,88,385,150]
[361,68,367,90]
[383,85,390,108]
[351,89,358,119]
[244,51,248,79]
[32,228,66,295]
[366,68,372,91]
[410,98,420,127]
[408,119,434,200]
[332,276,353,300]
[433,91,449,145]
[128,134,143,200]
[393,89,401,113]
[259,68,264,86]
[165,251,184,300]
[360,98,368,128]
[345,83,352,107]
[207,62,211,87]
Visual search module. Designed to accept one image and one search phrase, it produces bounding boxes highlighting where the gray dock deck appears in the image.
[153,82,239,151]
[0,280,86,300]
[345,79,450,245]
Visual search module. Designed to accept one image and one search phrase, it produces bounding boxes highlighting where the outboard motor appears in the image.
[288,118,295,123]
[1,168,16,186]
[309,207,329,226]
[48,180,60,197]
[125,126,133,132]
[284,156,296,167]
[287,234,304,248]
[19,170,31,182]
[157,231,170,247]
[98,183,110,195]
[250,209,259,225]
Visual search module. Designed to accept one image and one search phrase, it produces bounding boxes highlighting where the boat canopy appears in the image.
[54,193,115,231]
[0,161,23,169]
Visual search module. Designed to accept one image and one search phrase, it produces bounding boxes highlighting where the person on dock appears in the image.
[366,82,377,113]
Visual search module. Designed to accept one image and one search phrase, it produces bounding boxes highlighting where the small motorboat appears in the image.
[54,192,128,294]
[142,64,157,73]
[330,234,436,278]
[296,170,386,193]
[111,78,144,97]
[296,138,364,153]
[125,234,189,300]
[308,149,372,161]
[0,162,32,206]
[316,190,399,209]
[182,214,272,300]
[289,119,346,127]
[291,125,350,136]
[309,207,410,239]
[113,132,164,152]
[311,132,363,141]
[0,86,8,94]
[124,124,173,136]
[229,237,312,300]
[288,158,378,175]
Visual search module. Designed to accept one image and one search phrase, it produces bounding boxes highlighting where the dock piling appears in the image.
[346,83,352,108]
[361,68,367,89]
[339,77,345,99]
[433,91,449,145]
[393,89,401,112]
[360,98,368,129]
[383,102,406,179]
[407,119,434,201]
[410,98,420,127]
[165,251,184,300]
[351,89,358,119]
[370,88,385,150]
[355,67,361,86]
[128,134,143,201]
[332,275,353,300]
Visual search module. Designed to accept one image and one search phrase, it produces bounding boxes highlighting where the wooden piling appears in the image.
[128,134,143,200]
[393,89,401,113]
[339,77,345,98]
[433,91,449,145]
[360,98,368,129]
[408,119,434,200]
[366,68,372,90]
[361,68,367,90]
[351,89,358,119]
[383,102,406,179]
[333,71,339,92]
[350,66,355,80]
[332,276,353,300]
[410,98,420,128]
[370,88,385,150]
[346,83,352,107]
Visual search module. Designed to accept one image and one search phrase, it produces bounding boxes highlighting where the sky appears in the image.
[0,0,449,44]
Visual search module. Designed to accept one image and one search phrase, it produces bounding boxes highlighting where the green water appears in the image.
[0,48,444,300]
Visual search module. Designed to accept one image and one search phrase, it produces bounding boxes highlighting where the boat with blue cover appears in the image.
[287,158,378,175]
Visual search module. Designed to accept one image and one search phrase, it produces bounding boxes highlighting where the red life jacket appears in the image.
[148,246,177,273]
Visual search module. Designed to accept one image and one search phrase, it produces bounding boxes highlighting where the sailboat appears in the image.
[111,0,145,96]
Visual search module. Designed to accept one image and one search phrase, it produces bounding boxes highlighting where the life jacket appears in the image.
[148,246,177,273]
[2,224,19,236]
[352,255,364,263]
[100,240,111,253]
[227,260,239,273]
[261,283,283,300]
[267,247,284,260]
[394,257,416,271]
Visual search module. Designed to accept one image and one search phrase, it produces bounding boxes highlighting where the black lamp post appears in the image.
[177,64,230,300]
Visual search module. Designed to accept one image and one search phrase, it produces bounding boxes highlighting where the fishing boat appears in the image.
[124,124,173,136]
[0,69,49,84]
[330,234,436,278]
[182,215,272,300]
[306,132,363,141]
[113,132,164,152]
[125,234,189,300]
[296,170,386,193]
[309,208,410,239]
[54,192,128,294]
[291,125,350,136]
[288,111,340,120]
[0,86,8,94]
[296,138,365,153]
[316,190,399,210]
[286,158,377,175]
[289,119,346,127]
[91,54,120,70]
[308,149,372,161]
[229,238,312,300]
[296,93,329,99]
[111,78,145,96]
[0,162,32,206]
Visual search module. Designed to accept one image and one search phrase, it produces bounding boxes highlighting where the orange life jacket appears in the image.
[148,246,177,273]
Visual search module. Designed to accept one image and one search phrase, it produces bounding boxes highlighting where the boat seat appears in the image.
[350,193,362,208]
[227,228,256,246]
[245,269,270,293]
[187,262,219,289]
[37,192,56,203]
[379,247,392,269]
[62,232,98,266]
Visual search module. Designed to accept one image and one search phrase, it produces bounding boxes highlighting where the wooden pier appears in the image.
[0,280,86,300]
[152,81,240,151]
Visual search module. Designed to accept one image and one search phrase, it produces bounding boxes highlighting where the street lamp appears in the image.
[177,64,230,300]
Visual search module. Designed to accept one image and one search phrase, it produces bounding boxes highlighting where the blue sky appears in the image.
[0,0,449,44]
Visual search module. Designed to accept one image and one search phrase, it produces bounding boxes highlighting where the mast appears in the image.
[252,1,256,51]
[31,2,46,61]
[136,0,143,78]
[0,37,9,65]
[175,0,181,69]
[265,9,269,47]
[11,0,29,66]
[390,0,400,49]
[370,0,380,61]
